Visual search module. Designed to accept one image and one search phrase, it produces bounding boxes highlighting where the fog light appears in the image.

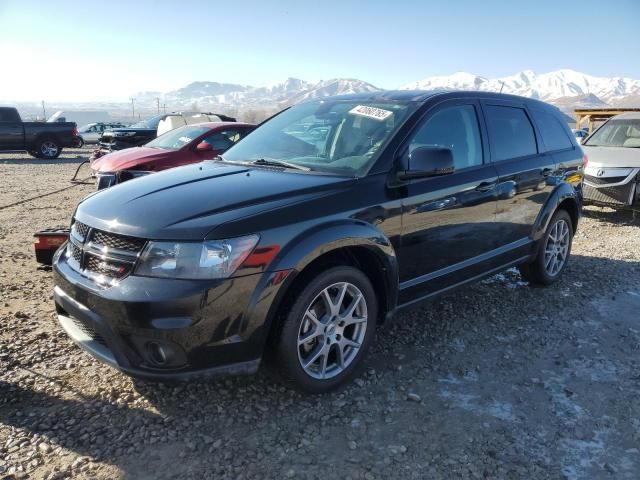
[147,342,167,366]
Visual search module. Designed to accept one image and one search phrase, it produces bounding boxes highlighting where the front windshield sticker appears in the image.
[179,136,192,143]
[348,105,393,121]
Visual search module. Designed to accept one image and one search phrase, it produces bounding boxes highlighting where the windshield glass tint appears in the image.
[585,119,640,147]
[146,125,210,150]
[222,100,415,175]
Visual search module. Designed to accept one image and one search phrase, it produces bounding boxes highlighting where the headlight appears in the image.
[134,235,259,280]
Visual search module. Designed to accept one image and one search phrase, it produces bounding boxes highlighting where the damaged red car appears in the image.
[90,122,255,189]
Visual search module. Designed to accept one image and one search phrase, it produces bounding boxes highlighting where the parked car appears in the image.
[53,91,583,392]
[92,112,236,160]
[0,106,78,159]
[76,122,126,147]
[572,128,589,144]
[582,112,640,208]
[91,122,254,189]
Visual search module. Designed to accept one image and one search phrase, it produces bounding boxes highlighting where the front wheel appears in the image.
[519,209,573,285]
[274,266,377,393]
[36,138,61,159]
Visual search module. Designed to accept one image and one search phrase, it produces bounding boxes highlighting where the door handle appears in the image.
[541,168,553,177]
[475,181,497,192]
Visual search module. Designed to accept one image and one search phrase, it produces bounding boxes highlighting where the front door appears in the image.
[396,100,499,304]
[0,110,24,150]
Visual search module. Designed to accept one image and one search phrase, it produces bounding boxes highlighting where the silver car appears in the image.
[582,112,640,208]
[76,123,124,147]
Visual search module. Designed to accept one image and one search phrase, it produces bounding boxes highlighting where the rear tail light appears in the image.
[72,127,78,136]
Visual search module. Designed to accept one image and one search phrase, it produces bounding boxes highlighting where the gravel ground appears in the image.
[1,150,640,480]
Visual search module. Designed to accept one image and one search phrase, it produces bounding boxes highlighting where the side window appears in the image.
[531,110,573,151]
[484,105,537,161]
[201,129,239,151]
[409,104,483,170]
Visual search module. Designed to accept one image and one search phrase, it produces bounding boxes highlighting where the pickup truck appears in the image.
[0,107,78,159]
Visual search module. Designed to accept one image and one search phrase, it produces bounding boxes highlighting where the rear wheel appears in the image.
[74,136,85,148]
[519,209,573,285]
[274,266,377,393]
[36,138,61,159]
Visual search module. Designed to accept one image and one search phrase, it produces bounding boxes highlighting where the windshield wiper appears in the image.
[251,158,311,171]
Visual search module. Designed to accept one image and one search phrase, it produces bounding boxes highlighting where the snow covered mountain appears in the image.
[402,69,640,106]
[139,78,380,110]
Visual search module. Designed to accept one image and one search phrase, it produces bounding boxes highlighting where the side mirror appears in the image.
[196,141,213,152]
[398,146,455,180]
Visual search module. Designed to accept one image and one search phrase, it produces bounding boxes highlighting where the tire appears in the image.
[519,209,573,286]
[274,266,377,393]
[36,138,61,159]
[74,137,85,148]
[28,150,42,158]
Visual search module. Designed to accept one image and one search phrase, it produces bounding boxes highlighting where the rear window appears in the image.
[484,105,537,161]
[531,110,573,151]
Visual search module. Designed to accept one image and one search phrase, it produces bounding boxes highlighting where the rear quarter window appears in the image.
[531,109,574,151]
[484,105,537,161]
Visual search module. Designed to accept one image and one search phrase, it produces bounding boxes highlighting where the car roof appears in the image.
[609,112,640,120]
[302,90,559,109]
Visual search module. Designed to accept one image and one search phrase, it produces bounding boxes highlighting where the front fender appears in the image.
[532,182,582,241]
[245,220,399,352]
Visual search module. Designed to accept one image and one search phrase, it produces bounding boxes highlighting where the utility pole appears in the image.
[129,97,135,121]
[41,101,46,120]
[163,103,167,113]
[155,97,160,113]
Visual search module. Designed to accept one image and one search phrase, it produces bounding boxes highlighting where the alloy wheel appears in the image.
[41,141,59,158]
[297,282,368,380]
[544,219,570,276]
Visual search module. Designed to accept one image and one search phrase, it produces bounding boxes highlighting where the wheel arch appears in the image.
[258,222,399,353]
[532,183,581,241]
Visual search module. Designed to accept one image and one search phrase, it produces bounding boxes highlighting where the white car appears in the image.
[581,113,640,208]
[76,123,125,146]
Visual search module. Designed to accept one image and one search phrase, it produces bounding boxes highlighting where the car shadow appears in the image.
[582,205,640,225]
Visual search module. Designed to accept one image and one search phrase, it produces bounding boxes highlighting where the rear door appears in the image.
[480,100,555,251]
[397,99,500,303]
[0,108,25,150]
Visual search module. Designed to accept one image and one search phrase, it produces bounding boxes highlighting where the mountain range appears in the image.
[130,69,640,116]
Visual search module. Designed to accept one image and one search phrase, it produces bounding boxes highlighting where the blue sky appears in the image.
[1,0,639,101]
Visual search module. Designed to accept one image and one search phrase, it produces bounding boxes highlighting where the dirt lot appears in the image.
[1,150,640,480]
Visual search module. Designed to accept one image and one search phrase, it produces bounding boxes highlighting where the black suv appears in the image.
[53,91,584,392]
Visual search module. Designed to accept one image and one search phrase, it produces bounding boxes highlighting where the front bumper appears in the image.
[583,167,639,207]
[53,249,276,380]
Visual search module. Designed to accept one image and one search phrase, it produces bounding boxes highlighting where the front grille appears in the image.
[92,230,146,252]
[584,174,629,185]
[85,256,130,280]
[66,219,146,283]
[70,316,107,346]
[583,183,635,206]
[71,221,90,240]
[67,242,82,264]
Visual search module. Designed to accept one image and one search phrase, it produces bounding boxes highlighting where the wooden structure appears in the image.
[575,108,640,133]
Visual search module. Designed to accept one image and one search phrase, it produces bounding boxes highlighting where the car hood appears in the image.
[103,127,156,135]
[75,161,355,240]
[92,147,174,172]
[581,145,640,168]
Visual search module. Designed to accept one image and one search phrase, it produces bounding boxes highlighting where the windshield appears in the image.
[222,100,415,175]
[145,125,210,150]
[585,119,640,147]
[130,114,165,129]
